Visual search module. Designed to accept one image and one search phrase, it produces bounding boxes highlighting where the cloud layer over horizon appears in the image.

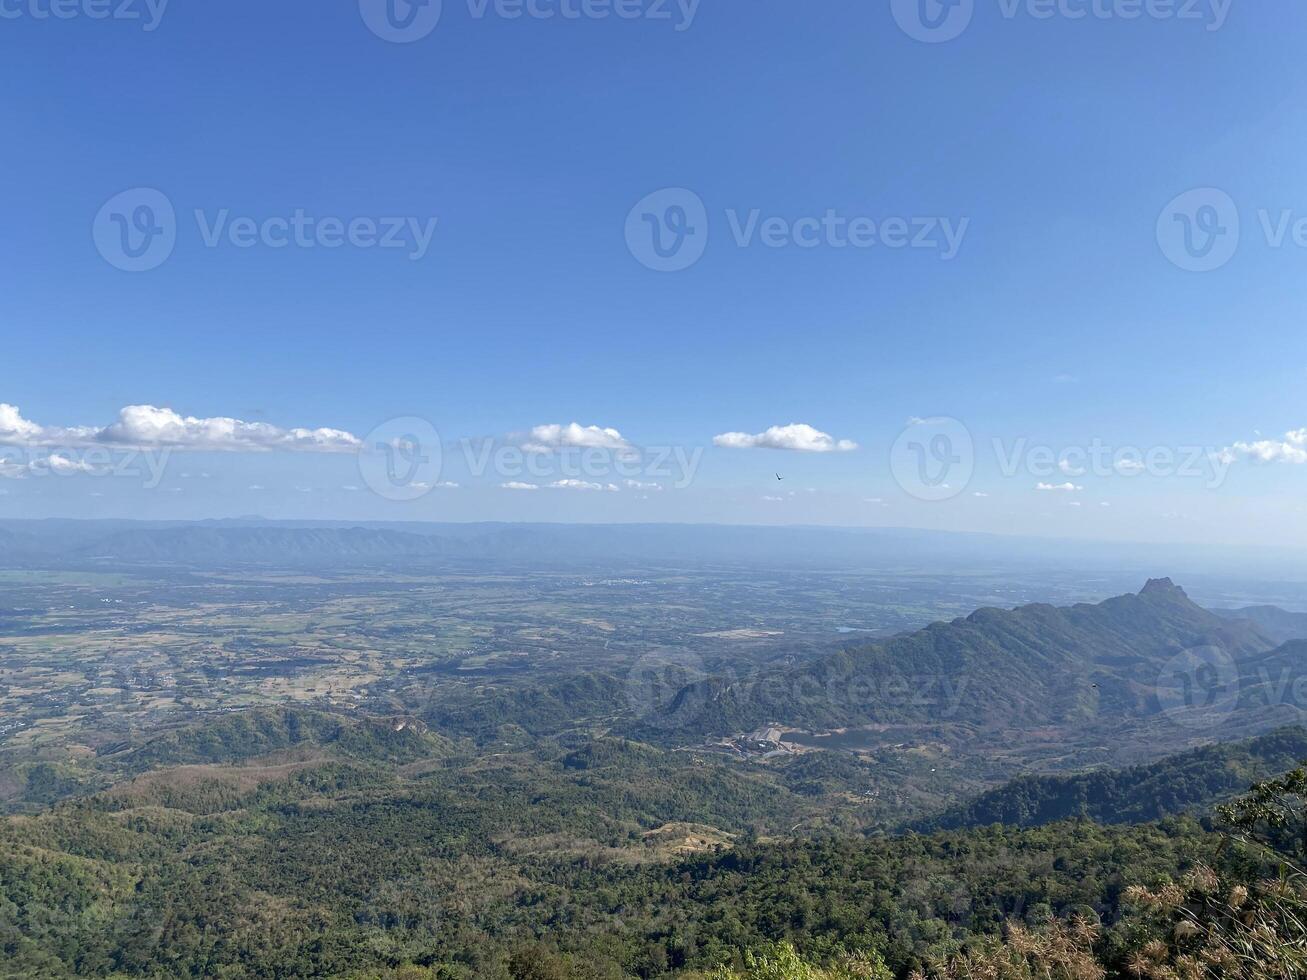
[0,404,361,454]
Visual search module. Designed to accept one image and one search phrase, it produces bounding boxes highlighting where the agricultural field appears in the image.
[0,560,1141,762]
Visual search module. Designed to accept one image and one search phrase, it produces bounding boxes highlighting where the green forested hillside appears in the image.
[5,705,1307,978]
[0,769,1222,980]
[106,706,456,770]
[914,725,1307,832]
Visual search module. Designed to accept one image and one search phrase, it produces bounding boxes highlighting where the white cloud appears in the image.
[1114,459,1146,475]
[520,423,634,455]
[500,481,540,491]
[624,479,662,491]
[549,479,619,492]
[713,423,857,453]
[0,404,46,442]
[972,491,989,498]
[1058,459,1084,476]
[1219,428,1307,465]
[0,403,360,453]
[43,454,100,475]
[1036,482,1083,492]
[0,453,102,479]
[761,495,784,502]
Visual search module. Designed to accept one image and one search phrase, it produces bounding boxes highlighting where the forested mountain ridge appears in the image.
[101,705,456,771]
[659,579,1277,739]
[2,708,459,810]
[912,724,1307,832]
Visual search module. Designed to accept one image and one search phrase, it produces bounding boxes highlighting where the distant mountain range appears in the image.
[1,518,1305,576]
[650,580,1307,762]
[1213,604,1307,644]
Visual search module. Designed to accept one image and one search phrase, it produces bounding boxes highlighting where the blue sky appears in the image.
[2,0,1306,545]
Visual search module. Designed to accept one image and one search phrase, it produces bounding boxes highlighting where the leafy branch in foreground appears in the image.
[706,941,892,980]
[1217,763,1307,876]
